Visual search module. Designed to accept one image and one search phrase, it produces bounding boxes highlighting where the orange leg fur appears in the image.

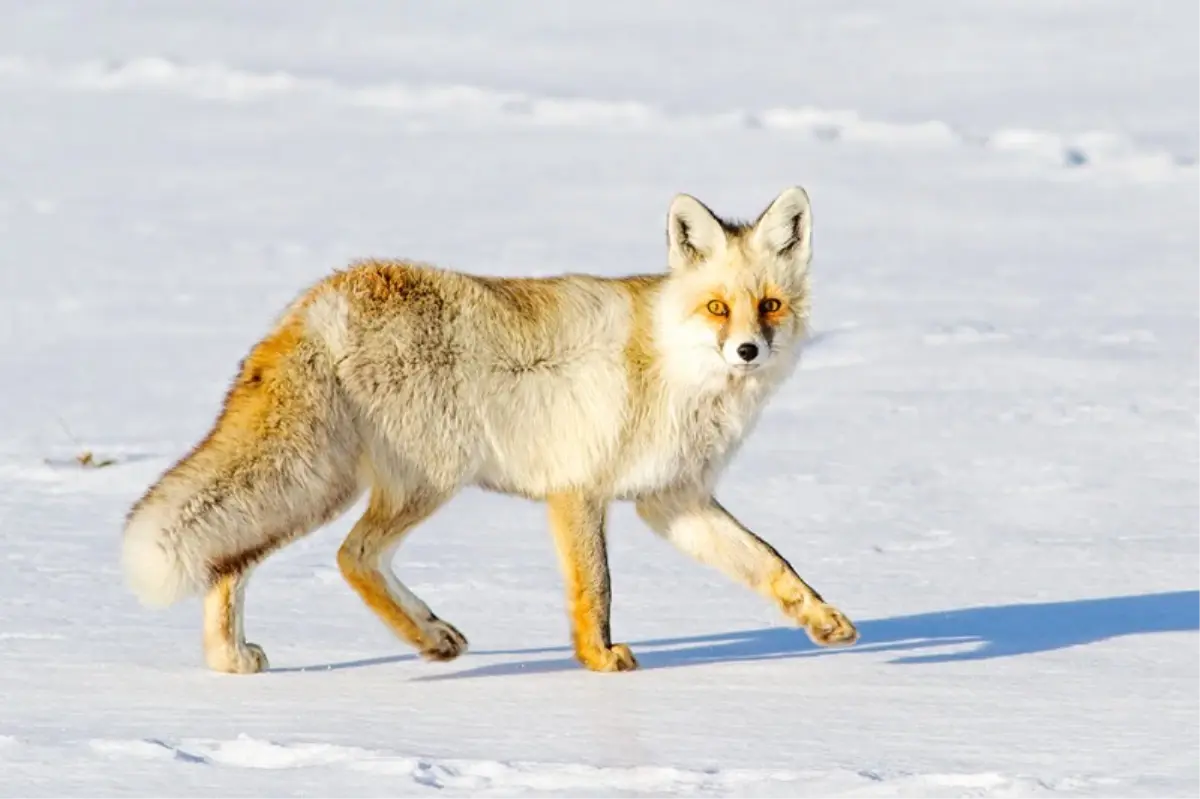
[546,492,637,672]
[337,489,467,661]
[203,570,269,674]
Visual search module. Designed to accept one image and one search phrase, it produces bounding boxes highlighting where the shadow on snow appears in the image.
[274,589,1199,680]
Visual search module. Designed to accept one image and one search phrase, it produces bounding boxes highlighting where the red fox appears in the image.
[122,187,859,674]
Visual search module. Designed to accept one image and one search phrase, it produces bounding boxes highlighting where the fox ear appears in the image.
[752,186,813,269]
[667,193,726,271]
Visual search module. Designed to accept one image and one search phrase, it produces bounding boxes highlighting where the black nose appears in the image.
[736,342,759,362]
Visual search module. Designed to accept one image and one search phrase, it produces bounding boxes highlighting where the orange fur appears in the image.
[546,492,637,672]
[121,187,859,676]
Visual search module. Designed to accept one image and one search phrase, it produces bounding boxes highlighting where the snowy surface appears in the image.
[1,2,1197,797]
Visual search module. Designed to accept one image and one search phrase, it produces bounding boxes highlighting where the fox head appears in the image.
[657,186,813,386]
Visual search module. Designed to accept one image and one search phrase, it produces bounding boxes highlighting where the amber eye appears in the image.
[706,299,729,317]
[759,298,782,314]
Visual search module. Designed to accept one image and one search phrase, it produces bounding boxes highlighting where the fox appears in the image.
[121,186,859,675]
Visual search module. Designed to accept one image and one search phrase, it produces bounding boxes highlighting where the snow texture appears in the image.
[0,1,1196,797]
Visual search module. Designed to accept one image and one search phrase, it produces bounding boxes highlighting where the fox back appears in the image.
[291,186,815,502]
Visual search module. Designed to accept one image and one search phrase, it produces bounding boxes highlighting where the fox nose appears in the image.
[736,342,759,362]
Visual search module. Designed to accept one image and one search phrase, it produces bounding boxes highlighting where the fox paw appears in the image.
[419,619,469,662]
[206,642,270,674]
[578,643,639,673]
[797,603,859,647]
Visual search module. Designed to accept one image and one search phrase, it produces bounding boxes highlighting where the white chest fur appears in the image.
[612,376,770,498]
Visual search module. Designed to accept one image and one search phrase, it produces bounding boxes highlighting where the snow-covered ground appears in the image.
[1,2,1197,796]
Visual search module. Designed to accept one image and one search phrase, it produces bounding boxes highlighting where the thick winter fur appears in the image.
[122,186,859,674]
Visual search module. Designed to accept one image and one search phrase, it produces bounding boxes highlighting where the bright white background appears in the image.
[0,2,1196,796]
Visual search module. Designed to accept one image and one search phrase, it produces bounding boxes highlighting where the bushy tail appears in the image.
[122,497,210,606]
[120,300,366,607]
[121,424,363,608]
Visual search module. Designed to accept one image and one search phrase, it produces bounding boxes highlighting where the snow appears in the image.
[0,1,1197,797]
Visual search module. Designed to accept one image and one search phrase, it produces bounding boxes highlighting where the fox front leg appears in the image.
[636,489,859,647]
[546,492,638,672]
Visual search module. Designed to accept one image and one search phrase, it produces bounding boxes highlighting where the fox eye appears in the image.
[706,299,729,317]
[759,298,782,314]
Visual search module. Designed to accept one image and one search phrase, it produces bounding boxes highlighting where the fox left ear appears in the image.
[752,186,813,269]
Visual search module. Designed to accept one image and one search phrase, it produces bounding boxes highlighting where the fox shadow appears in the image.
[279,590,1198,680]
[418,589,1200,680]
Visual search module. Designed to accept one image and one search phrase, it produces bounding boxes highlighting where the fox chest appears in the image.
[610,391,763,498]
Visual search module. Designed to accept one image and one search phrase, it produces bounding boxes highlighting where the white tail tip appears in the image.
[122,506,206,606]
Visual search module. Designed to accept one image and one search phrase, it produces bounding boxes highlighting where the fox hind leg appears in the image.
[337,487,467,662]
[204,568,268,674]
[199,483,362,675]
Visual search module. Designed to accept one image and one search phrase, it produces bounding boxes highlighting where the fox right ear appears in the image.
[667,194,726,271]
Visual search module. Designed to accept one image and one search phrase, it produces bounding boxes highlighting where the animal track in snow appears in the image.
[86,735,828,792]
[73,734,1109,797]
